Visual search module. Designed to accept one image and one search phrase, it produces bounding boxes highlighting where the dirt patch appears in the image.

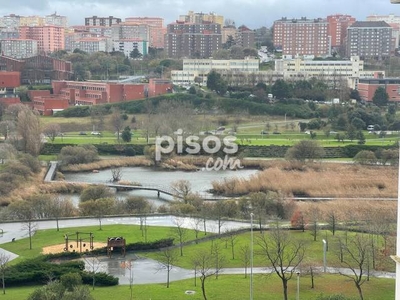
[42,242,107,255]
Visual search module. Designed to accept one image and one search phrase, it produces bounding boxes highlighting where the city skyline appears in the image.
[1,0,400,28]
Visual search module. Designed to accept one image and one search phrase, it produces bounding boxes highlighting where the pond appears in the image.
[63,167,258,207]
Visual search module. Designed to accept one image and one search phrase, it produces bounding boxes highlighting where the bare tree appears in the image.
[89,106,106,132]
[257,224,306,300]
[110,167,122,182]
[110,108,124,142]
[0,253,10,294]
[43,123,61,142]
[211,241,225,279]
[172,217,188,256]
[83,255,101,290]
[11,105,42,156]
[306,204,321,241]
[79,198,116,230]
[191,218,203,243]
[193,249,224,300]
[337,234,371,300]
[0,143,17,164]
[47,195,76,231]
[327,209,338,236]
[171,180,192,203]
[157,248,179,288]
[8,200,37,249]
[240,244,250,278]
[22,221,37,250]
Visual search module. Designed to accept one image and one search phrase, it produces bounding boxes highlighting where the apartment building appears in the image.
[0,39,38,58]
[111,22,150,42]
[367,14,400,48]
[0,28,19,40]
[236,25,255,48]
[273,17,329,56]
[222,26,237,44]
[73,37,113,53]
[274,55,385,89]
[44,13,68,27]
[165,21,221,58]
[327,14,356,48]
[171,58,260,86]
[0,14,20,29]
[19,25,65,54]
[179,11,224,26]
[85,16,121,27]
[113,39,148,57]
[346,21,393,59]
[124,17,166,48]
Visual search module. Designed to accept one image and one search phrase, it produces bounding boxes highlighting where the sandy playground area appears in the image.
[42,242,107,255]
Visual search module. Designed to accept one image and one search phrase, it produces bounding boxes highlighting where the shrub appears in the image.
[80,185,114,202]
[4,161,32,179]
[353,150,377,165]
[285,140,325,162]
[58,145,99,166]
[61,272,82,291]
[18,153,42,173]
[81,272,118,286]
[125,146,136,156]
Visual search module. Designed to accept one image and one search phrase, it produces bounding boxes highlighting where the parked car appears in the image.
[79,131,87,135]
[261,130,268,135]
[273,131,281,134]
[216,126,225,131]
[91,131,101,136]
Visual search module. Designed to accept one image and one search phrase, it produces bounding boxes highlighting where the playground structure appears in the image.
[107,237,126,258]
[64,232,94,253]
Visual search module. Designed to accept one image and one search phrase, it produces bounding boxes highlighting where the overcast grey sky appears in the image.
[2,0,400,28]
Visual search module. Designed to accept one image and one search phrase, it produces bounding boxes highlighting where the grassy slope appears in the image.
[2,275,394,300]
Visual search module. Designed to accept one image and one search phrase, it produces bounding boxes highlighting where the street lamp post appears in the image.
[250,213,254,300]
[296,271,300,300]
[322,239,327,273]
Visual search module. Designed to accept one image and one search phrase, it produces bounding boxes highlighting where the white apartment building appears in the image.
[111,22,150,42]
[113,40,148,57]
[275,56,385,89]
[171,58,260,86]
[0,39,38,58]
[0,14,20,29]
[45,13,68,27]
[73,37,113,53]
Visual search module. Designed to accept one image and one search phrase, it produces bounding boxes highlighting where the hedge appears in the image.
[90,238,174,255]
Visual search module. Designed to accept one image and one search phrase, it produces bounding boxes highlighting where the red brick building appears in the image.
[0,71,21,106]
[33,78,173,114]
[0,55,72,84]
[358,77,400,102]
[327,14,356,48]
[148,78,172,97]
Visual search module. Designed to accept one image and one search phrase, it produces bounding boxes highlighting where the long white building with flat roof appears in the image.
[172,58,260,86]
[275,56,385,89]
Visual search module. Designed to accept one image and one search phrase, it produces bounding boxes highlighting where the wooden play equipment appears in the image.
[107,237,126,258]
[64,232,94,253]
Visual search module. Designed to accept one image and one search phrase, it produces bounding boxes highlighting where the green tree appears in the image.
[129,48,142,60]
[356,131,366,145]
[372,87,389,107]
[206,70,227,95]
[271,79,291,99]
[121,126,132,142]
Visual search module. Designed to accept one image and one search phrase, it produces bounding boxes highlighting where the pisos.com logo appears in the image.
[155,129,243,171]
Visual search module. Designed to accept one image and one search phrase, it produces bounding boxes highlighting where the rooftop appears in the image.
[349,21,391,28]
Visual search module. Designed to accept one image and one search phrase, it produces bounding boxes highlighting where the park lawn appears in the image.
[144,229,395,272]
[2,274,394,300]
[0,224,198,263]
